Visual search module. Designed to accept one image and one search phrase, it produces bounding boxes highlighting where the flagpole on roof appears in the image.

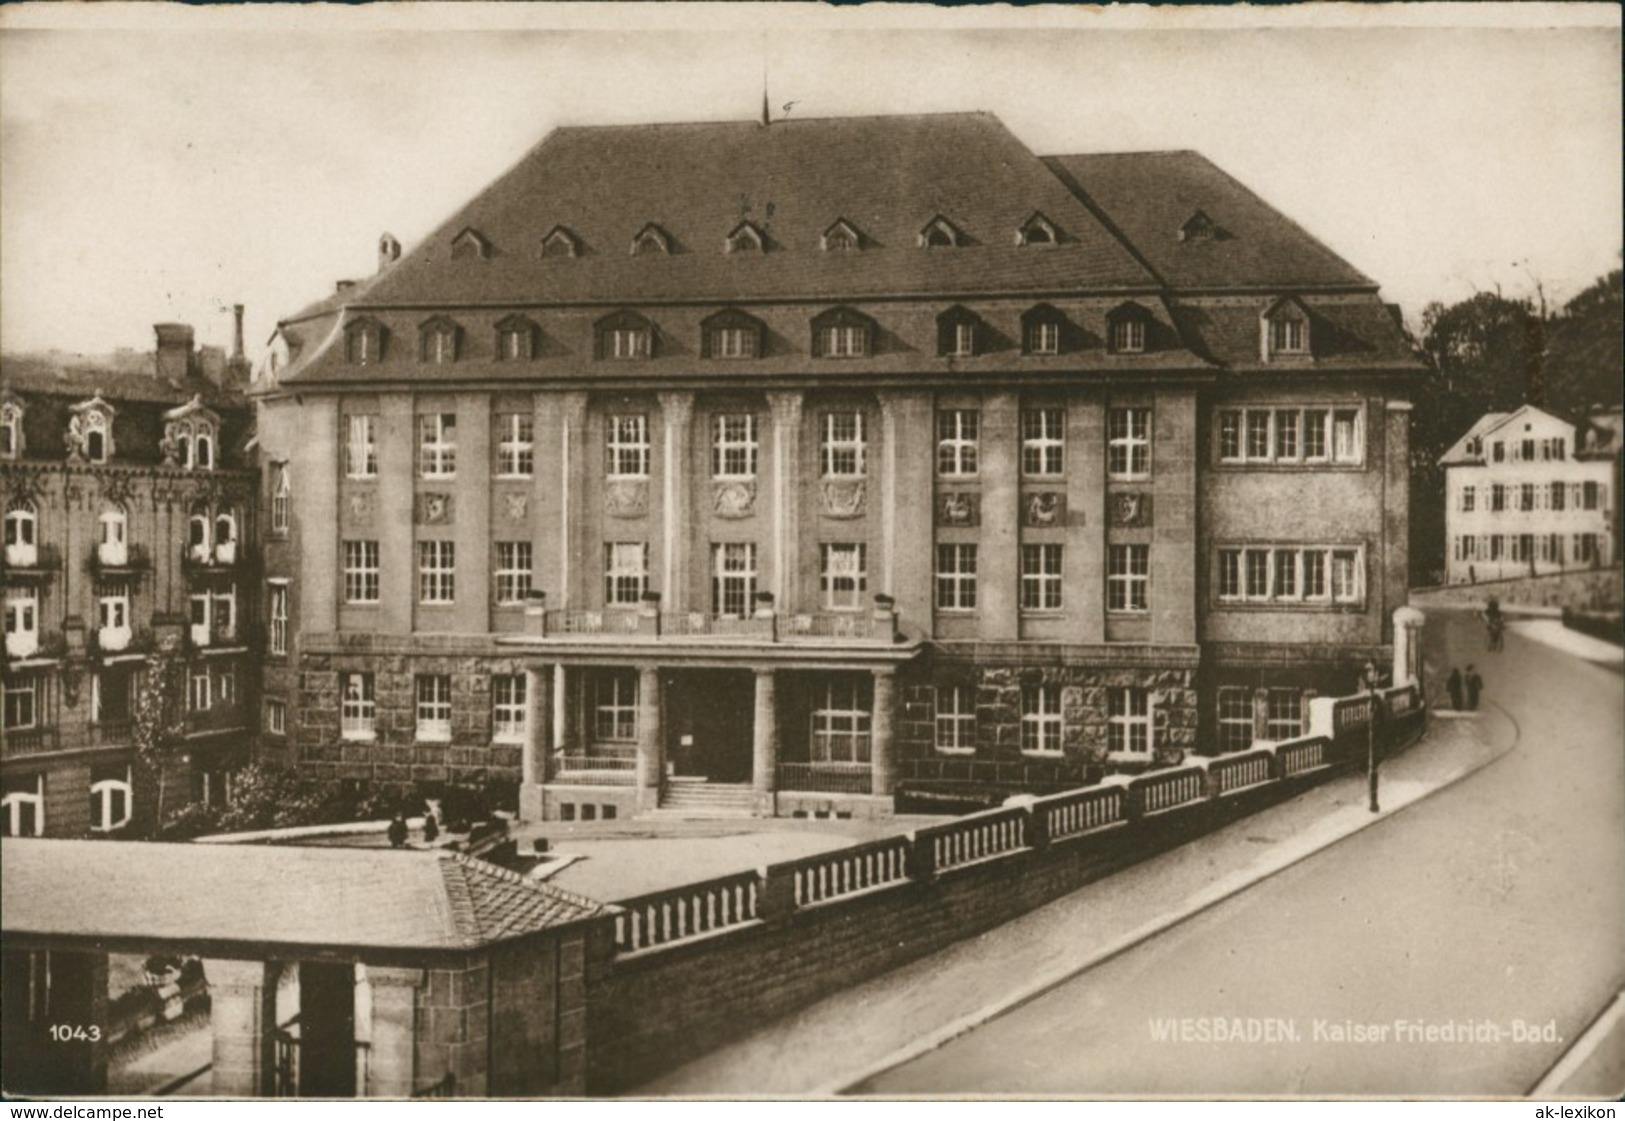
[761,57,770,127]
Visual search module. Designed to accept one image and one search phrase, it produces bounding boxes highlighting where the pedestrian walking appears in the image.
[422,811,440,844]
[1447,667,1464,711]
[1483,597,1505,652]
[1464,665,1483,711]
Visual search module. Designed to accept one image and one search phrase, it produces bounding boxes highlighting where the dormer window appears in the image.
[345,317,385,365]
[1262,297,1312,360]
[495,315,538,362]
[163,396,220,471]
[821,219,864,252]
[1107,302,1154,355]
[1021,305,1069,356]
[1179,210,1218,242]
[725,221,766,255]
[68,397,116,465]
[702,309,764,360]
[937,306,983,358]
[631,224,671,257]
[541,225,581,260]
[0,398,23,460]
[450,227,491,260]
[919,216,963,249]
[596,310,656,360]
[1018,213,1059,246]
[419,316,460,365]
[811,307,875,359]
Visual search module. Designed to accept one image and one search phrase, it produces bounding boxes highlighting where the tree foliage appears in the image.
[132,632,189,835]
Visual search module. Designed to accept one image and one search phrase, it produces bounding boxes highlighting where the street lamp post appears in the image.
[1363,660,1383,814]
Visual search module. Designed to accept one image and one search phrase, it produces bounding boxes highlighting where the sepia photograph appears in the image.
[1,1,1621,1103]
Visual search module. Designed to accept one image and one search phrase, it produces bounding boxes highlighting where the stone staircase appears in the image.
[654,777,756,817]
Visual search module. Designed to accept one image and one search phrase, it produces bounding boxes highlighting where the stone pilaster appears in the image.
[558,393,589,610]
[659,392,695,612]
[979,392,1020,641]
[364,966,423,1099]
[767,392,804,607]
[519,665,551,819]
[209,959,279,1097]
[871,667,897,797]
[752,668,778,812]
[637,665,663,811]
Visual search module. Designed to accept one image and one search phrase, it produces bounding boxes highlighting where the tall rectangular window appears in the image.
[1520,483,1537,512]
[1266,689,1303,741]
[712,414,758,479]
[494,542,532,605]
[819,543,868,610]
[1491,484,1506,512]
[493,674,527,743]
[711,543,757,617]
[4,587,39,659]
[811,678,872,764]
[189,667,211,712]
[1216,545,1362,606]
[341,673,376,740]
[1582,482,1601,510]
[4,675,38,730]
[936,543,978,610]
[415,675,452,742]
[936,410,980,477]
[418,413,457,478]
[604,543,648,606]
[594,672,638,742]
[269,583,288,656]
[1302,409,1328,460]
[1108,688,1152,755]
[496,413,534,477]
[1217,689,1254,753]
[820,412,867,477]
[346,415,378,479]
[1021,408,1065,476]
[606,415,650,478]
[266,698,287,737]
[1020,544,1063,611]
[1020,685,1063,756]
[272,467,291,534]
[1462,486,1476,513]
[1107,544,1150,612]
[934,684,976,755]
[1107,408,1152,479]
[1549,482,1565,511]
[343,541,380,604]
[823,325,867,358]
[418,541,456,604]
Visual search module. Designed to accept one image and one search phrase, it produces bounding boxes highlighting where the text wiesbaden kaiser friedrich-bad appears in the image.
[1147,1018,1561,1044]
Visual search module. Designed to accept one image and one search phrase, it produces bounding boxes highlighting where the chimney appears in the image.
[231,304,245,362]
[153,323,195,385]
[378,232,401,274]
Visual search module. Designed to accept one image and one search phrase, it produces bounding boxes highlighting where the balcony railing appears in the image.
[5,630,65,664]
[2,543,61,576]
[181,542,241,572]
[89,721,134,747]
[898,755,1086,793]
[776,762,873,795]
[546,752,638,785]
[187,705,248,735]
[613,869,761,954]
[1,726,61,757]
[89,542,152,578]
[527,608,899,644]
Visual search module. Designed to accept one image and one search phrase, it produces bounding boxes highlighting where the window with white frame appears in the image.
[1268,314,1308,355]
[1107,408,1152,479]
[188,593,211,647]
[934,684,976,754]
[1491,484,1506,512]
[936,410,980,477]
[1217,406,1363,466]
[822,324,868,358]
[4,675,38,730]
[1583,482,1603,510]
[606,415,650,478]
[5,587,39,659]
[711,542,757,617]
[80,408,112,464]
[712,414,758,478]
[272,466,291,535]
[1112,317,1146,354]
[1020,544,1063,611]
[418,541,456,604]
[418,413,457,478]
[604,542,648,606]
[4,500,37,567]
[1217,688,1254,753]
[422,320,458,365]
[1521,483,1537,512]
[593,671,638,742]
[98,506,128,566]
[1020,685,1063,756]
[1026,318,1061,356]
[0,401,21,459]
[493,674,527,743]
[1107,688,1152,755]
[1217,545,1363,605]
[820,412,867,477]
[712,326,757,359]
[2,774,44,837]
[936,543,978,610]
[819,543,868,610]
[97,582,132,650]
[88,765,132,833]
[215,665,235,705]
[496,413,534,477]
[214,513,238,564]
[345,416,378,479]
[1550,482,1566,511]
[213,588,238,642]
[341,673,376,739]
[269,583,288,656]
[344,540,380,604]
[498,319,534,361]
[606,325,652,359]
[951,321,977,357]
[415,675,452,742]
[267,697,287,737]
[1461,486,1476,513]
[1107,544,1150,612]
[189,666,211,711]
[494,542,532,605]
[1021,408,1065,476]
[811,678,872,764]
[1266,689,1303,741]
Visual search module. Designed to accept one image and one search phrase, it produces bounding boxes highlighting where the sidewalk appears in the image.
[637,704,1516,1097]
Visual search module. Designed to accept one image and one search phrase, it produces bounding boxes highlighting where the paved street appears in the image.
[861,609,1624,1096]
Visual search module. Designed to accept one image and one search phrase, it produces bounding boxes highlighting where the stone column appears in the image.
[1392,606,1426,686]
[877,391,934,636]
[552,665,569,752]
[659,392,695,612]
[767,392,804,608]
[637,665,663,811]
[871,667,897,797]
[364,966,422,1099]
[519,665,550,820]
[752,668,779,812]
[209,959,279,1097]
[558,393,589,609]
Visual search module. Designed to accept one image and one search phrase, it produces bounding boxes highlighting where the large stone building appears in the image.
[253,112,1421,819]
[2,321,256,837]
[1439,403,1618,584]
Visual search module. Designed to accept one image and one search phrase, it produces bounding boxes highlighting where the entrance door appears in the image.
[298,962,356,1097]
[666,670,755,783]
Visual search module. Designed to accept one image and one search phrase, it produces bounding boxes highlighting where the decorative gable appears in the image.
[1017,212,1060,246]
[725,221,767,254]
[162,395,221,471]
[919,215,964,249]
[0,391,25,460]
[450,227,492,260]
[67,395,117,464]
[541,225,581,259]
[821,219,865,252]
[1261,296,1313,361]
[631,223,672,257]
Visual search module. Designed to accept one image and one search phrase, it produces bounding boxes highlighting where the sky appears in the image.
[0,3,1619,360]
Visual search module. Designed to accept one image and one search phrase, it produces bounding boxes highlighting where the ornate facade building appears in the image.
[2,321,256,837]
[253,112,1421,819]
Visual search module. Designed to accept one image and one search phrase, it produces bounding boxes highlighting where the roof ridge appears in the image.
[550,110,997,134]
